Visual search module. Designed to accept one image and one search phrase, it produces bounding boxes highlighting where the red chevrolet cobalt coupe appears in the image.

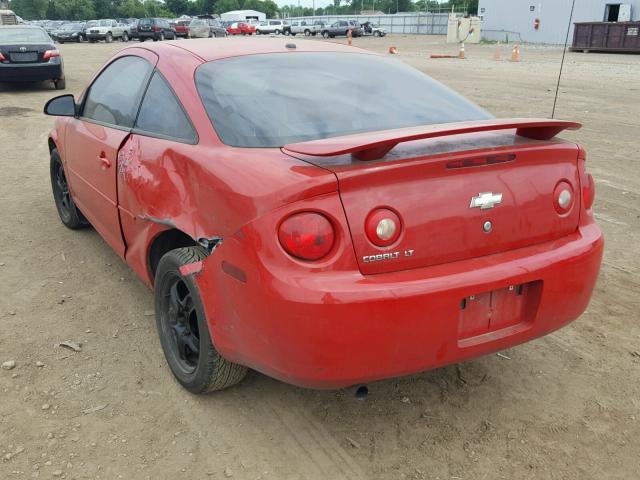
[44,39,603,393]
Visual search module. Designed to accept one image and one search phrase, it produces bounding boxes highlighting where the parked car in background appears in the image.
[82,20,98,39]
[208,19,228,37]
[52,22,86,43]
[255,19,285,35]
[129,19,139,39]
[226,22,256,36]
[0,26,65,89]
[321,20,362,38]
[86,19,129,43]
[188,18,209,38]
[287,20,318,36]
[43,21,65,35]
[189,18,227,38]
[43,39,603,394]
[172,19,191,38]
[137,18,176,42]
[361,21,387,37]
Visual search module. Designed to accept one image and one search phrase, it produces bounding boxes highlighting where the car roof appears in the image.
[132,38,375,63]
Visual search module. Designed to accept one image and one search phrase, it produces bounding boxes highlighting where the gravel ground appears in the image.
[1,35,639,480]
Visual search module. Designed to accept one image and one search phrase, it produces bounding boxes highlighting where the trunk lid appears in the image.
[283,121,582,275]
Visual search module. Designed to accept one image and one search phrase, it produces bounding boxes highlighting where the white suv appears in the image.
[255,19,285,35]
[85,19,128,43]
[288,20,318,36]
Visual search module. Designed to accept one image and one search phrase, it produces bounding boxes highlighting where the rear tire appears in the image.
[54,78,66,90]
[50,149,87,229]
[122,31,129,42]
[160,31,165,41]
[322,31,329,38]
[275,29,281,35]
[105,32,113,43]
[155,246,248,393]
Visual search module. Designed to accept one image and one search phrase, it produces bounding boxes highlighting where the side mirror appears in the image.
[44,94,76,117]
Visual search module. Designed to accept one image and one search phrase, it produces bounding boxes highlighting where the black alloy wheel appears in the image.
[155,247,248,393]
[50,149,87,229]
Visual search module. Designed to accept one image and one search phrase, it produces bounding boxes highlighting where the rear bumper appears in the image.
[138,32,159,39]
[196,222,603,389]
[0,62,62,82]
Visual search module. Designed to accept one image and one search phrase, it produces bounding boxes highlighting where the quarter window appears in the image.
[135,72,197,143]
[82,56,152,128]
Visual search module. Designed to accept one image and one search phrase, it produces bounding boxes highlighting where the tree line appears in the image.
[9,0,476,21]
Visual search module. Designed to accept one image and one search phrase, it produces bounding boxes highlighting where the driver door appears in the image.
[64,54,156,257]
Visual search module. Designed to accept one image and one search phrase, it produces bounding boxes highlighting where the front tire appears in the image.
[50,149,87,229]
[122,31,129,42]
[275,29,281,35]
[159,31,165,41]
[105,32,113,43]
[155,247,248,393]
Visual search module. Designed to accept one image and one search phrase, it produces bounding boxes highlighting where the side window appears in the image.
[82,56,152,128]
[135,72,197,143]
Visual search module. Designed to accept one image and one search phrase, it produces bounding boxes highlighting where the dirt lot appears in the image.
[1,35,639,480]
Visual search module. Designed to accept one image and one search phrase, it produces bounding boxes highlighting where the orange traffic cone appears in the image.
[388,46,397,54]
[493,42,502,60]
[458,42,465,59]
[510,43,521,62]
[347,28,353,46]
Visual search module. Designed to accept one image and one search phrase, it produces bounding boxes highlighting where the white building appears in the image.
[220,10,266,22]
[479,0,640,44]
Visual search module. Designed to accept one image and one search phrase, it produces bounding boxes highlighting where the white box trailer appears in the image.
[221,10,266,23]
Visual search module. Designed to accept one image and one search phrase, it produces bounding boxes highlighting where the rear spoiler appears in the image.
[283,118,581,161]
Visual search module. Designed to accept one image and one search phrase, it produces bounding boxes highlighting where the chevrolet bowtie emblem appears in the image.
[470,192,503,210]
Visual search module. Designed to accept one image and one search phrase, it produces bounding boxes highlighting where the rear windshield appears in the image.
[0,28,50,43]
[195,52,491,148]
[139,18,154,25]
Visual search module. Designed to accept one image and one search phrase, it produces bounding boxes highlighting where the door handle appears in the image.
[98,154,111,169]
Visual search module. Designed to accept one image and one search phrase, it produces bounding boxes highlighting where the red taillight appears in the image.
[583,173,595,210]
[153,26,159,32]
[553,181,574,215]
[365,208,402,246]
[0,52,5,61]
[278,212,335,261]
[43,49,60,60]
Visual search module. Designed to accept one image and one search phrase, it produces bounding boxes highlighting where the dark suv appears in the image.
[321,20,362,38]
[137,18,176,41]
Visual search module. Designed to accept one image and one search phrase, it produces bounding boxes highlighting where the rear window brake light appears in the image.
[446,153,516,169]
